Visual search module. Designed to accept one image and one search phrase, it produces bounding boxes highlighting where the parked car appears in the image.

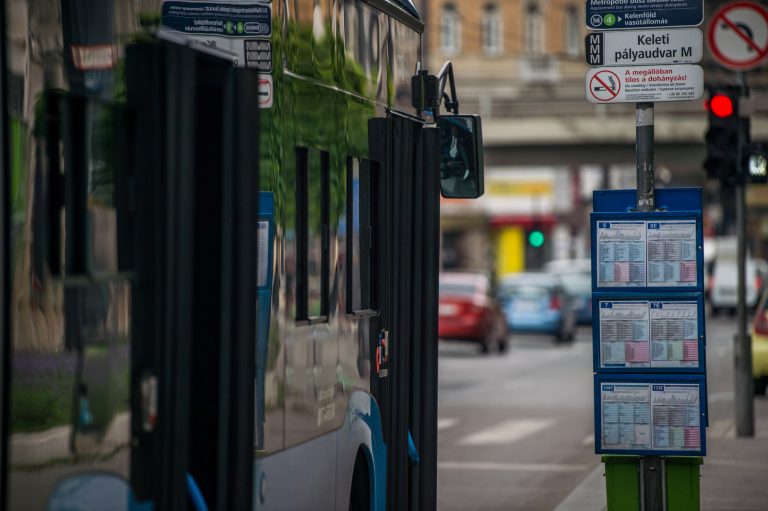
[753,288,768,396]
[545,259,592,325]
[438,272,508,354]
[708,237,761,315]
[497,272,577,343]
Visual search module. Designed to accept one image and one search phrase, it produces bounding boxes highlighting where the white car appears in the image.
[707,238,762,314]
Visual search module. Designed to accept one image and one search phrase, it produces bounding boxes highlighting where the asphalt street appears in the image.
[436,315,768,511]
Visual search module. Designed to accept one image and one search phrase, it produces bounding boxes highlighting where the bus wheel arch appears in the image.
[349,446,372,511]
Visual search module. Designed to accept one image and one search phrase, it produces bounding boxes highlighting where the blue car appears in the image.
[498,273,577,343]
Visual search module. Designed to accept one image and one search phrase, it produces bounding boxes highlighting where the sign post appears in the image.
[587,2,706,509]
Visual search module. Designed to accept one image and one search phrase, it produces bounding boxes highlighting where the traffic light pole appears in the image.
[635,101,664,511]
[734,72,754,438]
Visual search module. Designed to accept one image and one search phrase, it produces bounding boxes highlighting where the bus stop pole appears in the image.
[734,71,754,437]
[635,101,664,511]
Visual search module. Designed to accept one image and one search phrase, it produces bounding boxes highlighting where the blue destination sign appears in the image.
[586,0,703,30]
[162,1,271,37]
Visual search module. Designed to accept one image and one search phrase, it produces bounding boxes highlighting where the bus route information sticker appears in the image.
[595,220,699,288]
[647,220,697,287]
[596,221,647,287]
[600,382,702,453]
[599,301,699,369]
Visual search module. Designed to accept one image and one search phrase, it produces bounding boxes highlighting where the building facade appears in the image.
[422,0,768,275]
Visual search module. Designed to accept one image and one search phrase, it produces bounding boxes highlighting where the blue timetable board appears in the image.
[592,294,706,373]
[591,211,704,292]
[586,0,703,31]
[595,374,707,456]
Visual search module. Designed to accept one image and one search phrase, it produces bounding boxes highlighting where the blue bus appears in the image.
[0,0,483,509]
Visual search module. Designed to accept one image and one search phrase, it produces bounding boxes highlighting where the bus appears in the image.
[0,0,483,510]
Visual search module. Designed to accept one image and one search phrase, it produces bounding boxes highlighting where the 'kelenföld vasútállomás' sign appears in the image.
[586,28,702,66]
[586,0,703,31]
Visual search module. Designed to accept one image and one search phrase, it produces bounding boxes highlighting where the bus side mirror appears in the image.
[438,114,484,199]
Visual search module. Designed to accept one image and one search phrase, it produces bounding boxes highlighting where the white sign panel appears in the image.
[595,220,698,288]
[599,301,700,369]
[586,65,703,104]
[600,382,702,452]
[586,29,703,66]
[707,1,768,71]
[596,221,646,287]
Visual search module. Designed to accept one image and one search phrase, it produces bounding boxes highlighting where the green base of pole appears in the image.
[602,456,703,511]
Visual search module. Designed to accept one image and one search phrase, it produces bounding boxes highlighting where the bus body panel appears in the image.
[253,391,386,511]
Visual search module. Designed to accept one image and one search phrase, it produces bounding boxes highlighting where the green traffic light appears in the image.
[529,230,545,248]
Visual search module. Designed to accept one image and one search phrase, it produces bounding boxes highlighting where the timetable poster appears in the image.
[596,221,646,287]
[600,382,702,453]
[595,219,699,288]
[600,383,651,451]
[647,221,697,287]
[599,301,700,369]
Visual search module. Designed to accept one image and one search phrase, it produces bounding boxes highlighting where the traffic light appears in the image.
[528,228,545,248]
[745,142,768,184]
[704,86,749,185]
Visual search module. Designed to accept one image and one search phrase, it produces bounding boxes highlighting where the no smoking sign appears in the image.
[708,1,768,70]
[590,70,621,101]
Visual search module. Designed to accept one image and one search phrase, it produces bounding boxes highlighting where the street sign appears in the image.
[707,1,768,71]
[585,64,703,104]
[593,296,706,372]
[586,0,703,30]
[585,28,703,67]
[595,374,707,456]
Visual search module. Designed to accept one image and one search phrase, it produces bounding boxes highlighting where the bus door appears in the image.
[125,39,260,511]
[369,116,441,511]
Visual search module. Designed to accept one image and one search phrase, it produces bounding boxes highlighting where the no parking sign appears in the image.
[707,1,768,70]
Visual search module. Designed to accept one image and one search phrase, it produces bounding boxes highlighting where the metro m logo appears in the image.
[586,33,604,66]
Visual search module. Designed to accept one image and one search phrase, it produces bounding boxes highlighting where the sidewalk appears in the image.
[555,398,768,511]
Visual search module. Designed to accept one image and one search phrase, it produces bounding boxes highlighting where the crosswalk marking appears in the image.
[457,419,554,446]
[438,461,589,473]
[708,419,734,439]
[438,418,459,431]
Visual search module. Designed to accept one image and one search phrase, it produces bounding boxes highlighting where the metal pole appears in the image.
[636,103,655,212]
[636,102,663,511]
[734,71,754,437]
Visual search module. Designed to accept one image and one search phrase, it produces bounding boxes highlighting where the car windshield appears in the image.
[500,284,550,298]
[439,283,477,296]
[557,273,591,295]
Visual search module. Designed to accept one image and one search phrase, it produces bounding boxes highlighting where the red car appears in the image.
[438,272,509,354]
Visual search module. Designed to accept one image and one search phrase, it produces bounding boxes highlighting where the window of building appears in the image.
[296,147,330,322]
[440,4,460,54]
[525,2,544,54]
[347,158,378,314]
[565,6,580,57]
[482,4,502,55]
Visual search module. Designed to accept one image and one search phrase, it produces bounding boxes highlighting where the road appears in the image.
[436,315,764,511]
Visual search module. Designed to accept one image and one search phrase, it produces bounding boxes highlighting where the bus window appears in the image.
[296,147,330,321]
[347,157,378,314]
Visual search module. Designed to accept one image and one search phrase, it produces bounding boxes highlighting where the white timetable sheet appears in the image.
[595,220,699,288]
[599,301,700,369]
[600,382,702,453]
[646,221,697,287]
[596,221,647,287]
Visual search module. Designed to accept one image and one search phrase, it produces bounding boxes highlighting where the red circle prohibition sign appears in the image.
[708,1,768,70]
[589,70,621,102]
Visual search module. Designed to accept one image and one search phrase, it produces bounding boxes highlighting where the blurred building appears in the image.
[421,0,768,275]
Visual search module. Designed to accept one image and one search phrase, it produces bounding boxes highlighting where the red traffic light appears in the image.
[708,94,734,118]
